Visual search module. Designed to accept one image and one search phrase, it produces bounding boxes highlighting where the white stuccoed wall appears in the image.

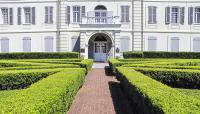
[0,0,200,55]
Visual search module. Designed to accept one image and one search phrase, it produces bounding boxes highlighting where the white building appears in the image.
[0,0,200,61]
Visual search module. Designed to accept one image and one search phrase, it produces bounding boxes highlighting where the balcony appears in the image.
[80,11,121,28]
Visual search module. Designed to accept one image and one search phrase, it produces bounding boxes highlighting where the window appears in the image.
[45,6,53,24]
[148,37,157,51]
[1,38,9,52]
[66,6,71,24]
[194,7,200,24]
[171,38,179,52]
[120,37,129,52]
[71,36,80,52]
[1,8,8,24]
[193,38,200,52]
[95,11,107,24]
[165,7,184,25]
[24,7,31,24]
[148,6,157,24]
[121,6,130,22]
[23,7,35,24]
[45,37,53,52]
[73,6,81,23]
[0,8,13,25]
[23,37,31,52]
[171,7,179,24]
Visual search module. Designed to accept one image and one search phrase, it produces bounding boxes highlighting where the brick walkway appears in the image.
[67,68,133,114]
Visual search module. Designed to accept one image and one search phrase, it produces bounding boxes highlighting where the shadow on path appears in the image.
[105,66,134,114]
[108,81,134,114]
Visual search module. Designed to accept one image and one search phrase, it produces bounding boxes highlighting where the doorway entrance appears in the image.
[88,33,113,62]
[94,42,107,61]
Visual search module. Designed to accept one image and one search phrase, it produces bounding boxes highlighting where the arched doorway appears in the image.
[88,33,113,62]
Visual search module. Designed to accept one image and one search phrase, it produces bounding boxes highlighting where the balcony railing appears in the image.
[81,11,121,25]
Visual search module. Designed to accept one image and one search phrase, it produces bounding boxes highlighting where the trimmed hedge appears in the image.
[123,51,200,59]
[80,59,93,72]
[0,69,60,90]
[136,68,200,89]
[0,68,86,113]
[0,64,80,70]
[0,52,79,59]
[116,67,200,114]
[108,59,124,73]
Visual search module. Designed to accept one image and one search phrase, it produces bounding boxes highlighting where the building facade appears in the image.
[0,0,200,61]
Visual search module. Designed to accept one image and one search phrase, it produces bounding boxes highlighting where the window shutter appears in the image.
[71,36,80,52]
[188,7,193,25]
[66,6,70,24]
[50,7,53,23]
[45,37,54,52]
[165,7,170,24]
[17,8,21,25]
[180,7,185,25]
[23,38,31,52]
[148,37,157,51]
[148,6,152,24]
[171,38,179,52]
[120,37,129,52]
[9,8,13,25]
[121,6,124,22]
[45,7,48,23]
[81,6,85,17]
[32,7,35,24]
[0,9,3,24]
[193,38,200,52]
[107,11,113,24]
[153,7,157,23]
[1,38,9,52]
[126,6,130,22]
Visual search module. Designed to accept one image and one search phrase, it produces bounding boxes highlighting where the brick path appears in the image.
[67,68,133,114]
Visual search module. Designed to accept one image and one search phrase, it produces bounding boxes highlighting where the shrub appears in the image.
[80,59,93,72]
[0,68,86,113]
[116,67,200,114]
[123,51,143,58]
[108,59,123,73]
[136,68,200,89]
[0,52,79,59]
[123,51,200,59]
[0,64,80,71]
[0,69,60,90]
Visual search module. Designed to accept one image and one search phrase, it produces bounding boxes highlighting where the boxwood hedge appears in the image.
[136,68,200,89]
[0,68,86,113]
[0,52,79,59]
[123,51,200,59]
[116,67,200,114]
[0,69,61,90]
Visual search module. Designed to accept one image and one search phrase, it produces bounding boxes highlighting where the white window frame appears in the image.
[24,7,32,24]
[1,38,9,52]
[1,7,9,25]
[171,37,180,52]
[194,7,200,24]
[193,37,200,52]
[73,6,81,23]
[22,37,31,52]
[45,6,53,24]
[121,6,130,23]
[44,36,54,52]
[148,37,157,51]
[148,6,157,24]
[171,7,180,24]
